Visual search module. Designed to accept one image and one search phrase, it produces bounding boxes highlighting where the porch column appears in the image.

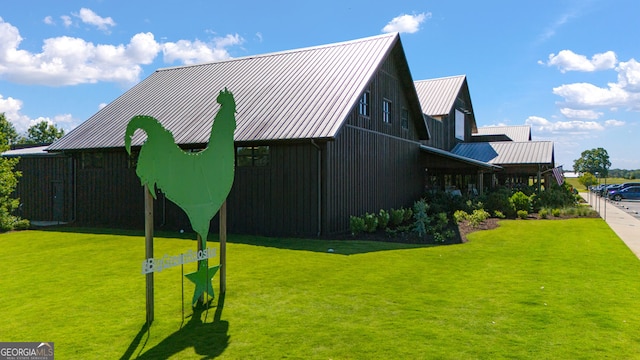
[478,170,484,196]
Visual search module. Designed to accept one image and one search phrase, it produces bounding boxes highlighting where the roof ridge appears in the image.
[157,32,399,72]
[414,74,466,83]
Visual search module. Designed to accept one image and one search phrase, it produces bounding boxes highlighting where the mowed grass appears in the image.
[2,219,640,359]
[566,176,630,191]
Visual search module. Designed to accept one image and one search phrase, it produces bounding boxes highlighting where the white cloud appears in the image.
[43,16,54,25]
[61,15,72,28]
[559,108,602,120]
[0,94,77,134]
[162,34,243,65]
[0,18,244,86]
[525,115,604,133]
[617,59,640,91]
[545,50,617,73]
[552,82,639,110]
[73,8,116,32]
[382,13,431,34]
[0,18,161,86]
[605,119,625,127]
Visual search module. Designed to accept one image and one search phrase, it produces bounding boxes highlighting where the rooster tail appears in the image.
[125,115,165,154]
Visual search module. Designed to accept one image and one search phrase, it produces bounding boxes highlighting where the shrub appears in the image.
[539,208,548,219]
[413,199,430,238]
[403,208,413,222]
[469,209,490,227]
[552,208,561,217]
[363,213,378,233]
[377,209,390,230]
[484,188,515,218]
[510,191,532,213]
[453,210,469,224]
[390,208,405,226]
[517,210,528,219]
[493,210,505,219]
[350,216,366,236]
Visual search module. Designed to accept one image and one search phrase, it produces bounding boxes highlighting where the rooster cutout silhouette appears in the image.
[125,88,236,305]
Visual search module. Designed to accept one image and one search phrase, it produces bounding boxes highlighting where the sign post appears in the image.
[220,200,227,293]
[144,184,154,324]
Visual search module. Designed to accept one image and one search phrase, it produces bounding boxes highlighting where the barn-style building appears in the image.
[43,32,429,237]
[7,33,557,236]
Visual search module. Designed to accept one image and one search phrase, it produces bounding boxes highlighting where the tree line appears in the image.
[0,113,65,145]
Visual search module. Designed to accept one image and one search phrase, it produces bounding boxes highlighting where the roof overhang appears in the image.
[420,145,502,171]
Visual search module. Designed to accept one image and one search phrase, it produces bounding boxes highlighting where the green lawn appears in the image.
[2,219,640,359]
[566,176,629,191]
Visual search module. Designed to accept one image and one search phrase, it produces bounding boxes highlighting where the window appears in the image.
[81,152,103,169]
[401,108,409,129]
[358,91,370,117]
[455,109,465,140]
[382,99,391,123]
[236,146,270,167]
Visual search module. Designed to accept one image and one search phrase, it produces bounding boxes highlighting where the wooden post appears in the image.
[144,185,154,325]
[219,200,227,293]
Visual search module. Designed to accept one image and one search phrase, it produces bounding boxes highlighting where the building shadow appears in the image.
[120,294,229,360]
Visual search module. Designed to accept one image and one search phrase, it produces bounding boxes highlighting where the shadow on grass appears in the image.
[33,226,432,255]
[121,294,229,360]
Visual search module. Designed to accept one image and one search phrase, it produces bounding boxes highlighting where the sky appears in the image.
[0,0,638,170]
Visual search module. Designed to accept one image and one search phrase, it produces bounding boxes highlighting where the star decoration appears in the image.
[185,262,220,306]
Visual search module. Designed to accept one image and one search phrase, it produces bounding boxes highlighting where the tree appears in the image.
[0,115,29,231]
[24,121,65,144]
[573,147,611,178]
[0,113,20,146]
[578,172,598,189]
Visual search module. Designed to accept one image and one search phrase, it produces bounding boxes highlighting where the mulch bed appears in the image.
[339,212,599,245]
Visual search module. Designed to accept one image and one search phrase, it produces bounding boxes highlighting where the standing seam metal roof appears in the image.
[451,141,554,165]
[49,33,403,151]
[474,125,532,142]
[414,75,466,116]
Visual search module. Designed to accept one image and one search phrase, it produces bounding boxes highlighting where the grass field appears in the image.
[2,220,640,359]
[566,176,629,191]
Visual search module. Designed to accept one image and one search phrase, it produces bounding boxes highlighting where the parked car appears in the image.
[608,186,640,201]
[619,182,640,190]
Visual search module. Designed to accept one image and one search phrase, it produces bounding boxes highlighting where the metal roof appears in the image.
[451,141,554,165]
[414,75,466,116]
[50,32,421,151]
[2,146,60,157]
[420,145,501,170]
[474,126,532,142]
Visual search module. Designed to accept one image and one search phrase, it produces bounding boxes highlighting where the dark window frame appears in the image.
[236,146,270,167]
[358,91,370,118]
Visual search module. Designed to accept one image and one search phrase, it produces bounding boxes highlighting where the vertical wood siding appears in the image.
[13,156,72,222]
[323,52,424,234]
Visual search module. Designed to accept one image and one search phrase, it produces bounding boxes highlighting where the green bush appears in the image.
[453,210,469,224]
[403,208,413,222]
[493,210,505,219]
[390,208,405,226]
[13,218,30,230]
[469,209,490,227]
[377,209,390,230]
[510,191,532,213]
[413,199,430,238]
[363,213,378,233]
[517,210,528,219]
[552,208,561,217]
[539,208,548,219]
[350,216,366,236]
[484,188,515,218]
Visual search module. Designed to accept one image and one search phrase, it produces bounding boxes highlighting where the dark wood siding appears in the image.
[228,143,319,237]
[13,156,72,222]
[323,53,424,234]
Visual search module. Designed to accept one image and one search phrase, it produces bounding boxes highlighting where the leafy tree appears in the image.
[0,116,29,231]
[0,113,20,146]
[578,172,598,189]
[24,121,65,144]
[573,148,611,178]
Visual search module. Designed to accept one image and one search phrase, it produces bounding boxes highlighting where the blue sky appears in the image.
[1,0,638,170]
